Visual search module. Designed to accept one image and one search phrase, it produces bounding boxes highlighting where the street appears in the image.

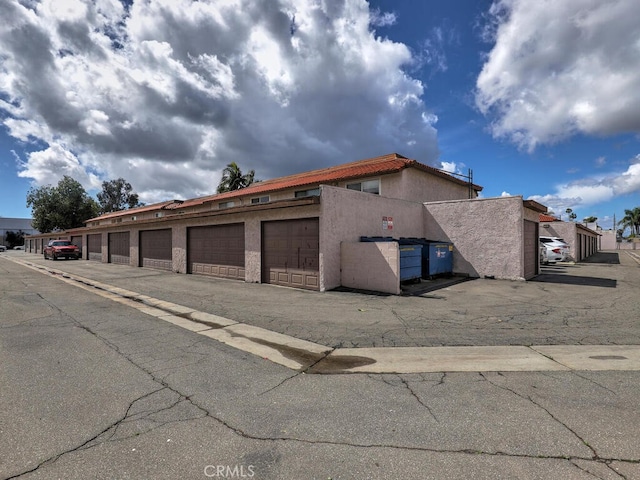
[1,252,640,479]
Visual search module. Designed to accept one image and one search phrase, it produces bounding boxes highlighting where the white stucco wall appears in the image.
[540,222,576,260]
[540,222,600,261]
[319,185,425,290]
[380,169,474,204]
[341,242,400,294]
[423,196,526,280]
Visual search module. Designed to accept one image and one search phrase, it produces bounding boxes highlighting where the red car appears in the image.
[44,240,81,260]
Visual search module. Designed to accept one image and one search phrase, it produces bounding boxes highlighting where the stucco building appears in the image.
[26,153,547,293]
[538,214,600,261]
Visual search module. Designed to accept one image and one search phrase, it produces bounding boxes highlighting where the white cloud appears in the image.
[370,9,397,28]
[439,161,457,174]
[528,154,640,212]
[476,0,640,150]
[17,143,102,189]
[0,0,440,203]
[439,159,469,177]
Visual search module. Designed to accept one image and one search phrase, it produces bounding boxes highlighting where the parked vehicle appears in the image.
[539,242,548,265]
[44,240,80,260]
[541,243,564,263]
[540,236,570,261]
[0,245,6,252]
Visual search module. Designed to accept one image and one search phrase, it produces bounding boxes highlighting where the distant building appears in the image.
[538,213,599,261]
[0,218,39,247]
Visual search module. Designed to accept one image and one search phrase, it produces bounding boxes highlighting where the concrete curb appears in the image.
[7,255,640,374]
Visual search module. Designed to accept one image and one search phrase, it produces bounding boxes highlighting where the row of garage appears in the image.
[26,184,549,292]
[27,218,321,290]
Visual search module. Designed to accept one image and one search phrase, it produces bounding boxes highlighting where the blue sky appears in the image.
[1,0,639,231]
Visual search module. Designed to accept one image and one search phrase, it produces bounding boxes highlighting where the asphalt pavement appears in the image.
[2,249,640,479]
[3,249,640,374]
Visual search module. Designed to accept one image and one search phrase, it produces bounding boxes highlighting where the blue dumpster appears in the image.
[398,244,422,282]
[425,242,453,276]
[399,238,453,278]
[360,236,422,282]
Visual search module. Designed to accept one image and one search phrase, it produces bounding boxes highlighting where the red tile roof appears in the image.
[86,200,184,222]
[87,153,483,222]
[539,213,559,222]
[179,153,483,209]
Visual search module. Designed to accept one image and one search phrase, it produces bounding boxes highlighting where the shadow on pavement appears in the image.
[580,252,620,264]
[330,276,473,297]
[532,271,617,288]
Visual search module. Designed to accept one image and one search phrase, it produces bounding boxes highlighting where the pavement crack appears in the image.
[528,346,573,370]
[398,375,438,422]
[569,460,609,479]
[479,372,600,461]
[258,347,336,396]
[5,386,168,479]
[570,372,618,395]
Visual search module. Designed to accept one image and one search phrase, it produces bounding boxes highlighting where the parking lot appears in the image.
[2,249,640,479]
[4,249,640,349]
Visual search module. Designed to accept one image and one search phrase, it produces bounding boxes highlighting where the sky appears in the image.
[1,0,639,231]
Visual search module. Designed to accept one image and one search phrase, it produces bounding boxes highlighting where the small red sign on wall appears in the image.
[383,216,393,230]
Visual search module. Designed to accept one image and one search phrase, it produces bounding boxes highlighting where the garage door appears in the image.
[140,229,172,271]
[87,234,102,261]
[524,220,539,280]
[262,218,319,290]
[108,232,130,265]
[70,235,83,252]
[187,223,245,280]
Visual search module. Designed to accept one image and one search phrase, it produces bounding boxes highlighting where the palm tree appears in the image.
[618,207,640,236]
[216,162,256,193]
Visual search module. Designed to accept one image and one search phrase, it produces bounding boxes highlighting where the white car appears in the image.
[0,245,6,252]
[539,242,548,264]
[540,236,570,262]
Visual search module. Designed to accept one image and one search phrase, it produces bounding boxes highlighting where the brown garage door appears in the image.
[140,229,172,271]
[70,235,83,252]
[108,232,130,265]
[524,220,539,280]
[87,234,102,261]
[262,218,319,290]
[188,223,245,280]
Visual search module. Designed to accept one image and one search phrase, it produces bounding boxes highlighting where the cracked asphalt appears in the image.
[1,250,640,479]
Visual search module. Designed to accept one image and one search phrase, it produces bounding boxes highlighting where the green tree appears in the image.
[216,162,255,193]
[26,176,99,233]
[5,230,25,248]
[565,208,577,221]
[97,178,142,214]
[618,207,640,236]
[583,216,597,224]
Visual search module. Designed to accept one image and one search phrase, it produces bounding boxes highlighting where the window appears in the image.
[155,212,164,218]
[295,188,320,198]
[219,201,235,209]
[131,216,137,221]
[346,179,380,195]
[251,196,270,204]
